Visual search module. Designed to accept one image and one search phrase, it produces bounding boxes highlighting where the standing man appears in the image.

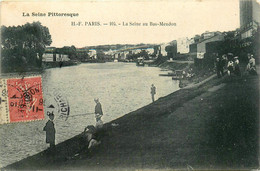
[151,84,156,102]
[94,98,103,123]
[43,112,56,151]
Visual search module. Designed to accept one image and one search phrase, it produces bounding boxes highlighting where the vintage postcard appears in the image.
[0,0,259,170]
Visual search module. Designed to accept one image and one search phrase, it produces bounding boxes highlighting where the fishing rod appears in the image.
[68,112,95,118]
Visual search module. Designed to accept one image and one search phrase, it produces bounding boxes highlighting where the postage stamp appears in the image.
[0,76,44,124]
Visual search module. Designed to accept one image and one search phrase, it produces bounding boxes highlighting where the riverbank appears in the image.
[42,61,80,69]
[149,60,191,71]
[151,60,216,88]
[0,62,177,168]
[4,69,259,170]
[1,61,81,73]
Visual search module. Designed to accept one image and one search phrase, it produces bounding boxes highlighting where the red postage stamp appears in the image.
[0,76,44,124]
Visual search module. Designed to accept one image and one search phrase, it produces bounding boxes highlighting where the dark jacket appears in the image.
[151,86,156,95]
[95,102,103,116]
[43,120,56,144]
[216,60,222,70]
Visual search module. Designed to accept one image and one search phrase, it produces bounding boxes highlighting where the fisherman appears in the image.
[43,112,56,151]
[151,84,156,102]
[83,125,101,149]
[94,98,103,123]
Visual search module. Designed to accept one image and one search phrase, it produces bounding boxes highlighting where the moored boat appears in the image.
[172,70,184,80]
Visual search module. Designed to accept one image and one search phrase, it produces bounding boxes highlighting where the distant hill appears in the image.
[82,43,157,51]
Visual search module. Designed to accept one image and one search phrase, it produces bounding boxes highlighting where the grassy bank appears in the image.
[158,61,190,71]
[4,70,259,170]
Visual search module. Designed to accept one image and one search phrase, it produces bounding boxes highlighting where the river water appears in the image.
[0,62,179,167]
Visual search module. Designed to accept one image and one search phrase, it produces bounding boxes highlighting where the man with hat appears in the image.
[43,111,56,151]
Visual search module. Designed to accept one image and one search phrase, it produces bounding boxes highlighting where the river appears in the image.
[0,62,180,167]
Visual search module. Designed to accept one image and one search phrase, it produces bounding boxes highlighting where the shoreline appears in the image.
[1,63,209,168]
[4,69,258,170]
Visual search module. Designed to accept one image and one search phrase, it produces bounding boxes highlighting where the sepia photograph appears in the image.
[0,0,259,170]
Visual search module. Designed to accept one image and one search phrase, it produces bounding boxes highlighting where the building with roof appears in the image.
[190,33,224,59]
[189,31,224,59]
[42,53,69,62]
[177,37,194,54]
[43,47,70,62]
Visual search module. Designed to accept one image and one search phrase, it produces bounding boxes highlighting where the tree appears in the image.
[56,46,77,60]
[76,49,89,62]
[218,29,259,63]
[218,31,237,56]
[69,45,77,59]
[1,22,52,72]
[152,45,160,57]
[96,50,105,60]
[165,45,177,59]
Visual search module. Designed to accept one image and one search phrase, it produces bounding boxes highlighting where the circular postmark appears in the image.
[45,90,70,121]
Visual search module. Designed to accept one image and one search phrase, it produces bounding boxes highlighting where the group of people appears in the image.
[215,53,257,78]
[215,54,239,77]
[227,55,241,76]
[44,84,159,151]
[43,98,104,152]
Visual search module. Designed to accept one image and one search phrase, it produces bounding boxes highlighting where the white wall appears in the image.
[177,38,194,54]
[42,53,54,62]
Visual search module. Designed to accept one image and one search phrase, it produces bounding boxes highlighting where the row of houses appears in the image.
[109,32,225,60]
[176,24,258,60]
[42,53,70,62]
[42,47,98,62]
[110,46,155,60]
[43,0,259,63]
[178,0,260,60]
[42,47,70,62]
[43,25,257,63]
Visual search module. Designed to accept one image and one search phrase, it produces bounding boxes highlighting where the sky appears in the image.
[1,0,240,48]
